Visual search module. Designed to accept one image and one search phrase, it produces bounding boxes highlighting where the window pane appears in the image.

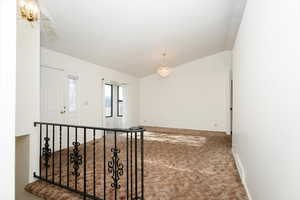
[118,86,123,101]
[105,84,112,117]
[117,86,124,116]
[68,78,76,112]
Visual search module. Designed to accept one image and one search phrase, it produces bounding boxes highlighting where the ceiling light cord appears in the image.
[162,53,167,66]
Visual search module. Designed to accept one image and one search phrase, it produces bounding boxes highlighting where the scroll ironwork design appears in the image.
[108,148,124,190]
[70,141,83,177]
[42,137,51,168]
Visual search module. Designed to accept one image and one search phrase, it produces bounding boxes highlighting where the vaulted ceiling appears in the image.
[41,0,246,77]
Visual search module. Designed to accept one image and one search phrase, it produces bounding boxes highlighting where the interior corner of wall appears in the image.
[231,148,245,182]
[231,148,253,200]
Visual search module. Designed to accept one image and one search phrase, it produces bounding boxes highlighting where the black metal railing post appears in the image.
[84,128,87,200]
[130,132,133,200]
[67,126,70,187]
[59,125,62,185]
[74,127,78,190]
[135,132,138,199]
[93,129,96,199]
[103,130,106,200]
[126,132,129,200]
[39,124,42,178]
[52,125,55,183]
[141,130,144,200]
[114,131,117,200]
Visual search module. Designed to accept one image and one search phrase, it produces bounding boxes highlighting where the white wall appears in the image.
[16,20,40,137]
[232,0,300,199]
[16,136,29,200]
[16,136,41,200]
[41,48,140,128]
[0,0,16,199]
[24,47,140,183]
[140,51,232,133]
[15,18,40,184]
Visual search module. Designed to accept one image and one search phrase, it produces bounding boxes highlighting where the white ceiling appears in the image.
[41,0,246,77]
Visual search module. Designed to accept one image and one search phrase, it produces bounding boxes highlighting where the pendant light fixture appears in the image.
[157,53,171,78]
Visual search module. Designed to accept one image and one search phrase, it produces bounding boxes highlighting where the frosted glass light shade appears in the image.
[157,66,171,77]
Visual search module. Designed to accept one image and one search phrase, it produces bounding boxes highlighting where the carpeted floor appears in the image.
[25,131,248,200]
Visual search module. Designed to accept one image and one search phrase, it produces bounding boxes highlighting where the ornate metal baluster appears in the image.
[108,131,124,195]
[108,148,124,190]
[70,141,83,178]
[42,136,52,171]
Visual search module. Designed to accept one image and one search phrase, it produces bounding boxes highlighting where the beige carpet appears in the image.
[25,131,248,200]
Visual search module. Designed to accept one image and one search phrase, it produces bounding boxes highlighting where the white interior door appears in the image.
[40,66,66,124]
[41,66,80,150]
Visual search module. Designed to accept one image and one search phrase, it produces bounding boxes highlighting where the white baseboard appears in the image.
[232,148,253,200]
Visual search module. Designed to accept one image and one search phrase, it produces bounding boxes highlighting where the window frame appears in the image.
[117,86,123,117]
[105,84,113,118]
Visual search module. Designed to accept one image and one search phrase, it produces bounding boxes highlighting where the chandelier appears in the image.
[18,0,40,22]
[157,53,171,78]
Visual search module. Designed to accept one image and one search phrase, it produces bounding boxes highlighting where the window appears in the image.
[117,86,124,117]
[68,75,78,112]
[105,84,113,117]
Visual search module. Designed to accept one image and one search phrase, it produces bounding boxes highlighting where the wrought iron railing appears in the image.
[33,122,144,200]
